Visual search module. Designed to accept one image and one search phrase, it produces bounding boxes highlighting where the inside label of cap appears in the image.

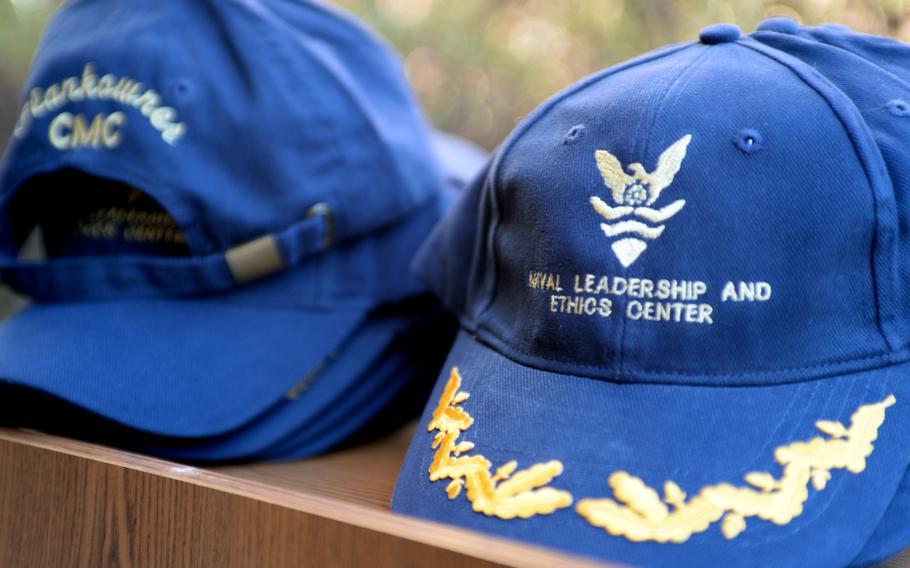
[12,170,189,258]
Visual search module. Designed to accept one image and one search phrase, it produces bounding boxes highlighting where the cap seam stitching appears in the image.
[754,30,910,91]
[246,0,431,229]
[618,46,714,376]
[230,0,348,241]
[470,322,904,386]
[738,38,897,353]
[475,41,696,326]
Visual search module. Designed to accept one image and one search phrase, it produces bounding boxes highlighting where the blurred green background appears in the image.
[0,0,908,316]
[333,0,910,149]
[1,0,909,152]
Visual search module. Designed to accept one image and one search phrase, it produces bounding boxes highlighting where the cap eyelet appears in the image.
[562,124,586,145]
[172,80,194,99]
[733,129,763,154]
[887,99,910,117]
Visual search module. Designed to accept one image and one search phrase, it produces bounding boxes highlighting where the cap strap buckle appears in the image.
[0,201,335,301]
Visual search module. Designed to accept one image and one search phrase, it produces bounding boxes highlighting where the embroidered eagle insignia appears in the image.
[590,134,691,267]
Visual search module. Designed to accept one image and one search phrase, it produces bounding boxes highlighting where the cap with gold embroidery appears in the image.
[0,0,483,457]
[392,22,910,567]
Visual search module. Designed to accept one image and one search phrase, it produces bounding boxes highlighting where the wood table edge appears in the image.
[0,427,618,568]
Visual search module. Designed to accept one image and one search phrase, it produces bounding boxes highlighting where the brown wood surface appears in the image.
[0,425,615,568]
[0,424,906,568]
[886,550,910,568]
[212,426,416,510]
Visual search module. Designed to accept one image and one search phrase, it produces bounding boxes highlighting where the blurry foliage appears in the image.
[0,0,909,151]
[0,0,60,156]
[333,0,910,149]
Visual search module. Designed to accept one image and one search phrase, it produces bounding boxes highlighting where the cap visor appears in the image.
[0,298,365,438]
[147,303,435,461]
[848,464,910,566]
[393,330,910,568]
[259,311,452,459]
[258,340,414,459]
[431,130,488,191]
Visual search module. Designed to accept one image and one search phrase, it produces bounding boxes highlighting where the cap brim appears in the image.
[848,464,910,566]
[0,297,366,438]
[393,330,910,568]
[259,311,452,459]
[431,131,488,192]
[146,301,445,461]
[259,339,414,459]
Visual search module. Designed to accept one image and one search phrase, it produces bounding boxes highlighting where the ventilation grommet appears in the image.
[887,99,910,117]
[733,129,763,154]
[563,124,586,145]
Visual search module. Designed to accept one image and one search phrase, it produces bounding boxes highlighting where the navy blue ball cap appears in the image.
[0,192,447,438]
[756,17,910,86]
[394,25,910,567]
[256,307,455,459]
[0,0,464,439]
[751,22,910,565]
[132,296,450,460]
[0,0,446,300]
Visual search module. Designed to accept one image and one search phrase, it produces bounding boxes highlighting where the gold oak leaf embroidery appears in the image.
[427,367,574,519]
[576,395,896,543]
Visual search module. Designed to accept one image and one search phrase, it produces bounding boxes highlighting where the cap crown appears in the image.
[800,23,910,84]
[0,0,441,255]
[752,22,910,344]
[421,36,905,385]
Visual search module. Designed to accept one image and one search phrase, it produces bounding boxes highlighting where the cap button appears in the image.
[699,23,741,45]
[756,17,800,34]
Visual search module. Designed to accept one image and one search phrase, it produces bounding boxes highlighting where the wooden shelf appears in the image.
[2,424,908,567]
[0,424,612,568]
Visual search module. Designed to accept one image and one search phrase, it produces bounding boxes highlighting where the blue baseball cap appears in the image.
[0,0,455,440]
[756,17,910,86]
[393,23,910,568]
[256,305,456,459]
[135,297,452,461]
[751,20,910,566]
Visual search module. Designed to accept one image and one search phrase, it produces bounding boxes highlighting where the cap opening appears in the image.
[5,169,190,260]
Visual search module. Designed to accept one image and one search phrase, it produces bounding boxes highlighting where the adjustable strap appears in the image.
[0,203,334,302]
